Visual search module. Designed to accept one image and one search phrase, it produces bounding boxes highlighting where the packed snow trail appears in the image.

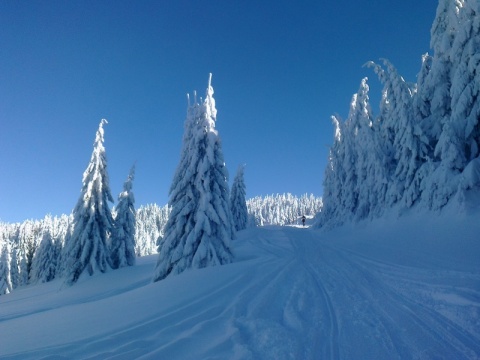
[0,219,479,359]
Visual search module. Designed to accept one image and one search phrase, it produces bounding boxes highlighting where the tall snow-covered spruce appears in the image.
[0,242,12,295]
[153,74,234,282]
[29,216,60,284]
[62,119,114,285]
[230,164,248,232]
[110,165,137,268]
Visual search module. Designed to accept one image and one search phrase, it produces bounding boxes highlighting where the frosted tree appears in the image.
[426,0,458,142]
[348,78,376,219]
[341,114,358,218]
[9,245,20,289]
[318,115,346,227]
[432,0,466,170]
[135,204,171,256]
[350,77,388,219]
[230,164,248,231]
[54,214,73,277]
[368,60,427,207]
[62,119,114,285]
[439,0,480,169]
[110,165,136,269]
[153,74,234,282]
[0,242,12,295]
[419,0,480,208]
[414,53,437,152]
[14,220,41,286]
[30,217,59,284]
[317,79,381,226]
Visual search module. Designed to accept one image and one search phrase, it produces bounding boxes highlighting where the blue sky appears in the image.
[0,0,439,223]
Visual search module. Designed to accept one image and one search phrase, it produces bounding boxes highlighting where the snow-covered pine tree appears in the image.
[230,164,248,232]
[62,119,114,285]
[341,112,358,219]
[110,165,136,269]
[414,52,440,158]
[440,0,480,170]
[348,78,375,220]
[29,216,59,284]
[427,0,457,141]
[54,214,73,278]
[135,203,171,256]
[152,74,234,282]
[368,60,427,207]
[317,115,346,227]
[420,0,480,208]
[0,242,12,295]
[14,220,41,286]
[9,245,19,289]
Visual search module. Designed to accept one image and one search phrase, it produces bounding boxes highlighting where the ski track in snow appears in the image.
[0,224,479,359]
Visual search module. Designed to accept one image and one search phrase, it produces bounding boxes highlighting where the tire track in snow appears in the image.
[303,262,340,359]
[283,228,340,360]
[231,227,339,359]
[319,236,480,359]
[333,248,480,358]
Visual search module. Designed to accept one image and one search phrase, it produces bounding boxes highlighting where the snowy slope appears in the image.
[1,209,479,359]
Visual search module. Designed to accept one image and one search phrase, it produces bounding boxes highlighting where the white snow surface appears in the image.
[1,207,479,359]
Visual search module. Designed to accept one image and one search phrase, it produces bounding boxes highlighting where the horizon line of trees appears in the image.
[0,191,321,295]
[0,194,322,295]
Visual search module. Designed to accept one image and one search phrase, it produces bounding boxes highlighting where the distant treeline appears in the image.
[0,193,322,294]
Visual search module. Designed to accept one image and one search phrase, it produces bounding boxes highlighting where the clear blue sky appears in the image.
[0,0,439,223]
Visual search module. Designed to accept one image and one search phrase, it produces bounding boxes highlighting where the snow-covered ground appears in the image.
[1,208,479,359]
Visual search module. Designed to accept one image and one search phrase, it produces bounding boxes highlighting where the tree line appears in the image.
[316,1,480,228]
[0,193,320,295]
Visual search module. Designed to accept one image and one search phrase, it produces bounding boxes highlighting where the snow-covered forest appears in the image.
[0,192,320,295]
[247,193,322,226]
[317,1,480,228]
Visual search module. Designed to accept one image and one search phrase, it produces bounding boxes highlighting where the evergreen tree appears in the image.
[153,75,234,282]
[368,60,427,207]
[230,164,248,232]
[0,242,12,295]
[30,217,58,284]
[9,245,19,289]
[135,203,171,256]
[421,0,480,208]
[348,78,375,219]
[427,0,457,141]
[14,220,41,286]
[414,53,437,152]
[110,165,137,269]
[54,214,73,278]
[62,119,114,285]
[320,116,346,227]
[439,0,480,169]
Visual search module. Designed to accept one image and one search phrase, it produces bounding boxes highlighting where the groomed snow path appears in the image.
[1,216,479,359]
